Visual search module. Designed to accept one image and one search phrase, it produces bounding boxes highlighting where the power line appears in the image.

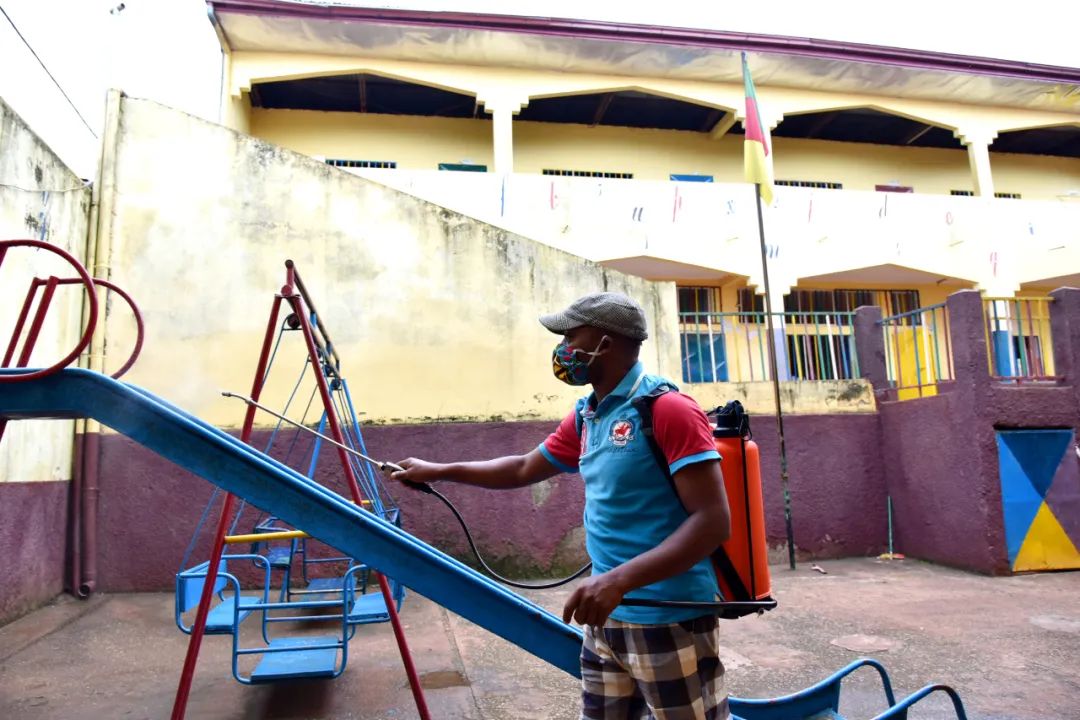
[0,3,98,138]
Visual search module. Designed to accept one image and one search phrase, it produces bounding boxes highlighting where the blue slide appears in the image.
[0,368,584,676]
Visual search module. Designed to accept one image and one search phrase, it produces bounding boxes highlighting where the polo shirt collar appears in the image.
[587,361,646,412]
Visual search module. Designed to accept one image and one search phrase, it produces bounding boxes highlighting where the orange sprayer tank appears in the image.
[714,435,772,602]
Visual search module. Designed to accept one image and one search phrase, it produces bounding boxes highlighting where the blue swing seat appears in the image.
[248,636,342,683]
[729,658,967,720]
[175,555,270,636]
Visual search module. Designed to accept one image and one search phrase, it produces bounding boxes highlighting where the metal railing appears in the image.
[983,297,1057,382]
[678,311,859,383]
[879,303,954,399]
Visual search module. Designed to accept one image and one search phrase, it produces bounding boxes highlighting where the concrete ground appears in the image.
[0,559,1077,720]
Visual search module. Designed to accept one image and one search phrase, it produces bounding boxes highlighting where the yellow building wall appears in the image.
[772,137,972,195]
[251,108,494,170]
[990,151,1080,200]
[513,121,743,180]
[249,108,1080,202]
[227,52,1080,200]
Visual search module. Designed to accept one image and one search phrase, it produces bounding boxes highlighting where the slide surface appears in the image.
[0,368,583,676]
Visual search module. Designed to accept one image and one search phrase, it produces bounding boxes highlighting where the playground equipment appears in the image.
[0,238,968,719]
[729,658,968,720]
[168,259,427,716]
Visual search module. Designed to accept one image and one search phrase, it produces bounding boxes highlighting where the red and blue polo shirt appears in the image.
[538,362,721,623]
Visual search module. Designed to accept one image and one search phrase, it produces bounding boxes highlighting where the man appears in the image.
[392,291,731,720]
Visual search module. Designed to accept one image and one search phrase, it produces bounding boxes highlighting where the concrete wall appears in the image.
[101,96,679,428]
[0,97,91,622]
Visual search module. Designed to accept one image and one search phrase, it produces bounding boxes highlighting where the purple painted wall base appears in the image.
[94,412,886,593]
[0,481,69,625]
[96,422,587,593]
[748,414,886,557]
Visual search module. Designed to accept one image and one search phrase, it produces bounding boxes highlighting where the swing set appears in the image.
[170,260,430,717]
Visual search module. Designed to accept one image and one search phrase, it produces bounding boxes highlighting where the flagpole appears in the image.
[754,183,796,572]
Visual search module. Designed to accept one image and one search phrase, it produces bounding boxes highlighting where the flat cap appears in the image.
[539,292,649,341]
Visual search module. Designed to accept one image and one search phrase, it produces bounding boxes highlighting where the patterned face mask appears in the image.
[552,338,606,386]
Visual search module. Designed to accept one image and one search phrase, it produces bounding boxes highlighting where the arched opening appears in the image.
[766,107,964,193]
[990,124,1080,199]
[519,90,732,132]
[251,73,480,118]
[994,124,1080,158]
[771,107,961,149]
[513,90,737,179]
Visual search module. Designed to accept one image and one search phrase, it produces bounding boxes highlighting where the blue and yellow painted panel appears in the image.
[996,429,1080,572]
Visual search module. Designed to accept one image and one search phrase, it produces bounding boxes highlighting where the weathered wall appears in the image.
[100,96,680,428]
[0,97,90,622]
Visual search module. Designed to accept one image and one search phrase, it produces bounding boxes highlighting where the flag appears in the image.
[742,52,774,205]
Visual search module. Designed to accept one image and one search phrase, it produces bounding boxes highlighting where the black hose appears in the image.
[406,481,777,614]
[414,482,593,589]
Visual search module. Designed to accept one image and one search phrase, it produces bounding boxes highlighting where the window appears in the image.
[736,288,766,322]
[438,163,487,172]
[677,287,726,383]
[952,190,1021,199]
[775,179,842,190]
[325,159,396,169]
[670,174,714,183]
[785,289,921,324]
[677,287,722,316]
[876,184,913,193]
[542,169,633,179]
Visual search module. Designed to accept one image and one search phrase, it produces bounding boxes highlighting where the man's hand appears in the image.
[562,571,627,627]
[389,457,444,486]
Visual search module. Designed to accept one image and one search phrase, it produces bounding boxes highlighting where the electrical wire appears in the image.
[0,3,98,138]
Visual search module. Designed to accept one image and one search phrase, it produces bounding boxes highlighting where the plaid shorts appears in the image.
[580,615,727,720]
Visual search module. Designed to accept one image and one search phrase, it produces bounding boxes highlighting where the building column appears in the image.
[854,305,888,394]
[482,97,528,174]
[959,130,997,197]
[759,284,791,382]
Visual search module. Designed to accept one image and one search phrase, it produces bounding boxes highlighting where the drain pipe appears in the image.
[68,424,84,595]
[75,89,123,598]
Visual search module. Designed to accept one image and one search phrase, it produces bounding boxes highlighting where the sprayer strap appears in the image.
[631,388,752,603]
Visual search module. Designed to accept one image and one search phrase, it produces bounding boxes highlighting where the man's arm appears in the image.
[390,448,561,490]
[563,459,730,625]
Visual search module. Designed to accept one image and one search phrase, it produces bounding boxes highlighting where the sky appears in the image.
[1,0,1077,178]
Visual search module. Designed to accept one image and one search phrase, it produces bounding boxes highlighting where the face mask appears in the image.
[552,337,606,386]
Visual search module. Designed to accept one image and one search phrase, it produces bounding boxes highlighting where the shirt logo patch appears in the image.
[609,419,635,447]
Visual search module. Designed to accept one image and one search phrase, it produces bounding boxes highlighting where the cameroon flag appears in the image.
[742,52,774,205]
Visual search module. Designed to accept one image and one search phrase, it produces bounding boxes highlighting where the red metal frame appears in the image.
[0,239,98,384]
[170,261,430,720]
[4,276,145,379]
